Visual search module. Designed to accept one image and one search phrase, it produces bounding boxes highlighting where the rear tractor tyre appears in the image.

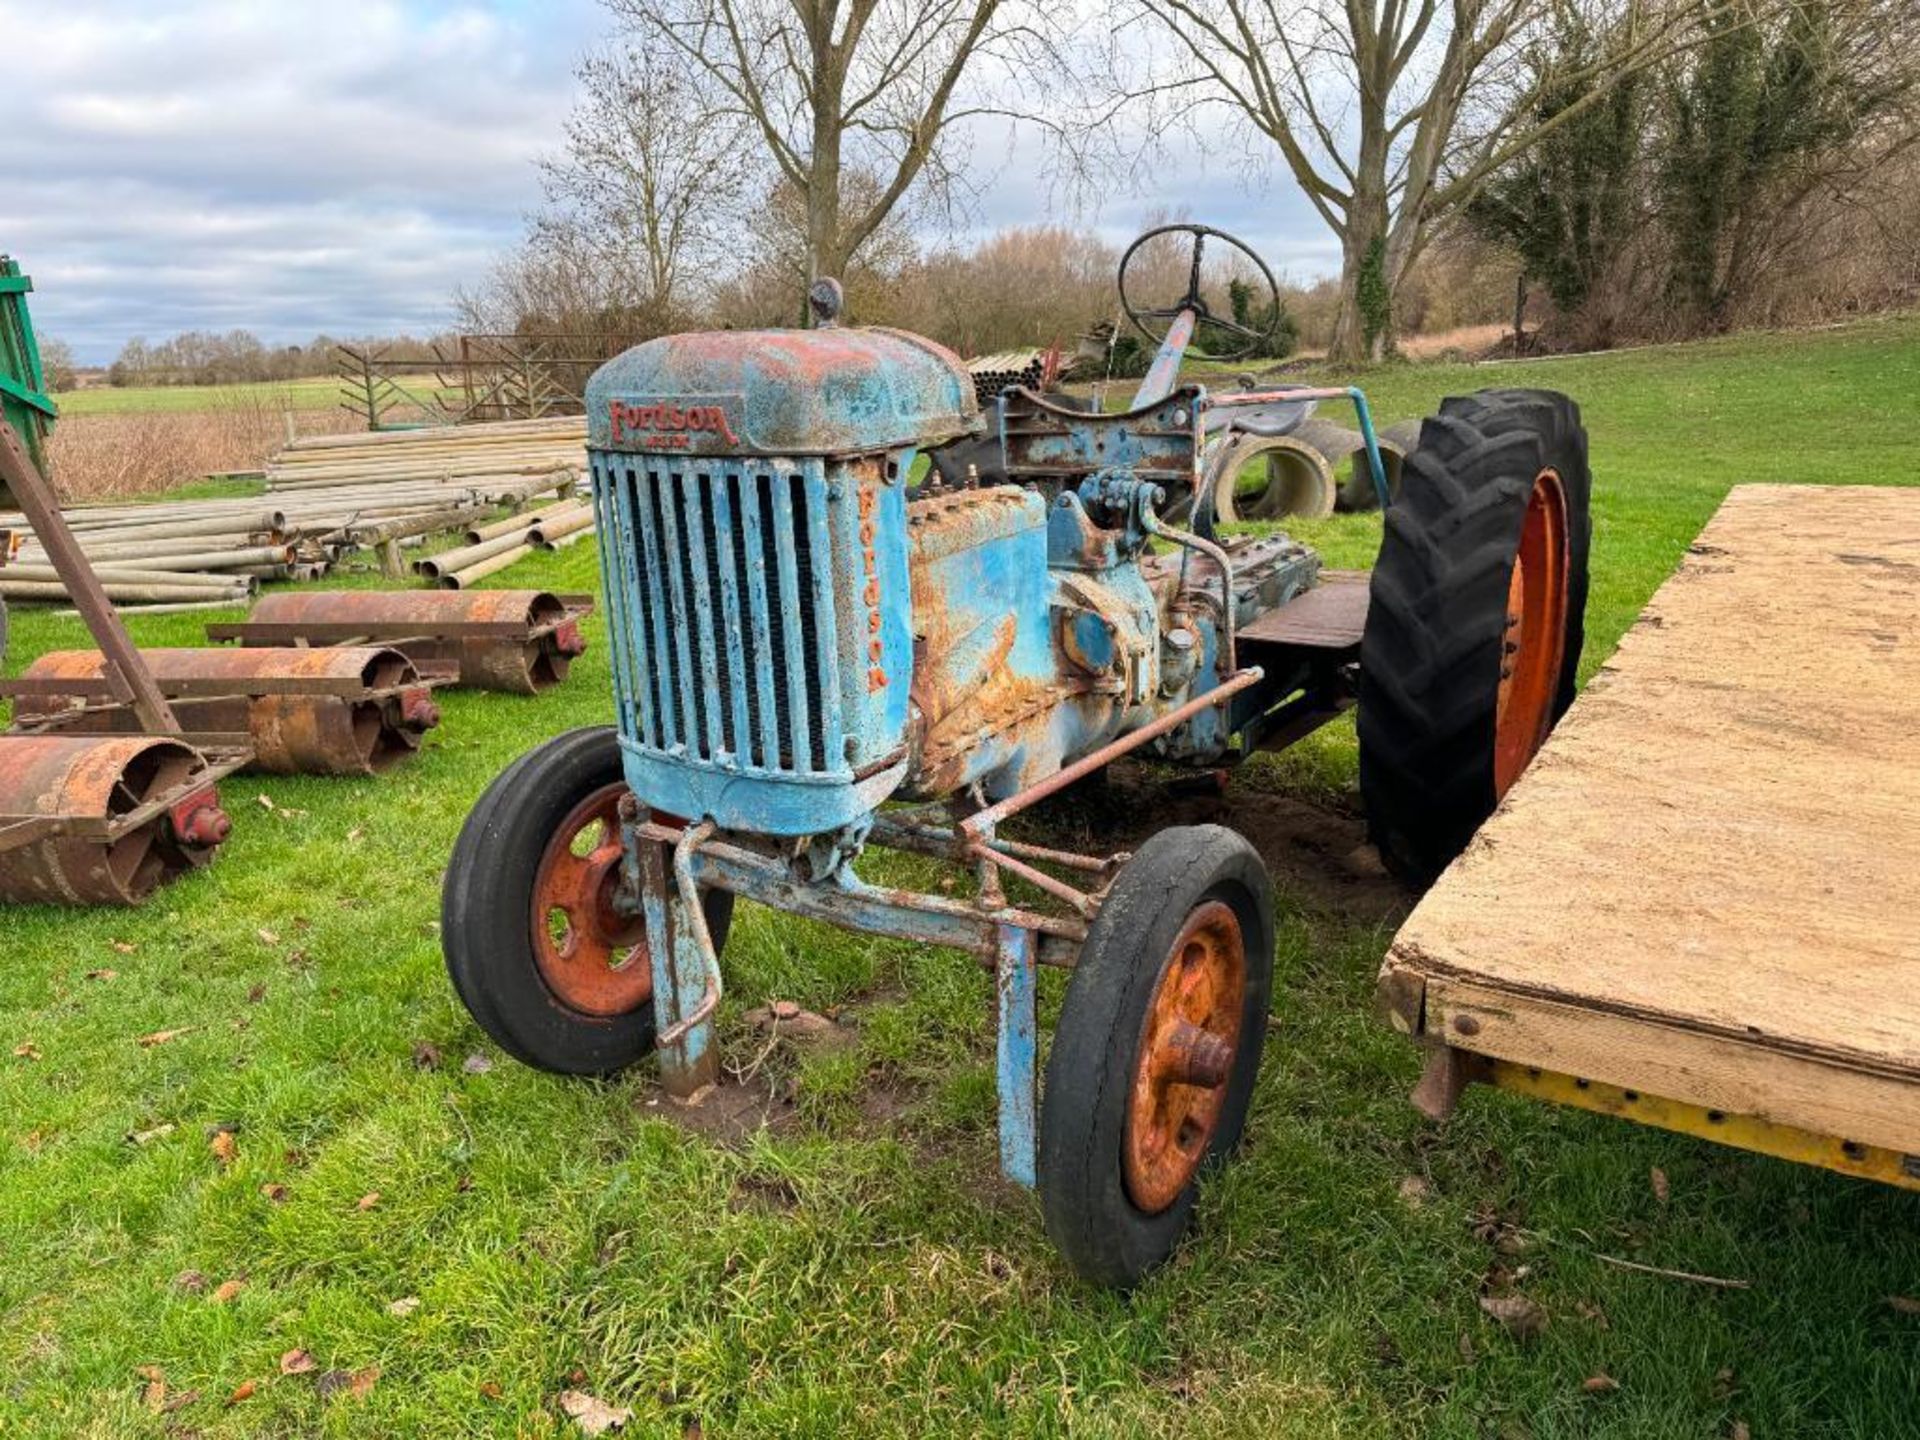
[1040,825,1276,1289]
[1357,388,1592,887]
[441,726,733,1076]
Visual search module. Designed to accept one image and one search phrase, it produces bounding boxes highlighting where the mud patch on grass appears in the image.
[728,1171,801,1214]
[636,1079,797,1147]
[1016,762,1411,926]
[858,1073,923,1130]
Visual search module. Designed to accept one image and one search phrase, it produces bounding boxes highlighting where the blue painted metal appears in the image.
[582,304,1376,1185]
[636,816,1087,957]
[1346,386,1392,510]
[588,327,974,838]
[999,385,1198,496]
[1131,306,1198,409]
[585,329,977,457]
[996,923,1038,1189]
[592,450,917,835]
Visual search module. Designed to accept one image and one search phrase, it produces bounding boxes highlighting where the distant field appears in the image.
[55,375,345,417]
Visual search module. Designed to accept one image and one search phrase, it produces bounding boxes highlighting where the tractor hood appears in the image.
[586,327,980,458]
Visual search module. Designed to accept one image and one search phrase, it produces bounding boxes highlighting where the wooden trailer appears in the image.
[1379,483,1920,1190]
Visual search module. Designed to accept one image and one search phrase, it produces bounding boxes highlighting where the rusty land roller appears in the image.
[8,647,442,776]
[206,590,592,695]
[0,735,233,905]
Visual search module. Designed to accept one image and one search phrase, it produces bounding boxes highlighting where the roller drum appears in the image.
[0,736,227,905]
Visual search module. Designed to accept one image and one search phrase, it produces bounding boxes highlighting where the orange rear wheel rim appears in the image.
[1124,901,1246,1214]
[529,784,652,1017]
[1494,468,1571,798]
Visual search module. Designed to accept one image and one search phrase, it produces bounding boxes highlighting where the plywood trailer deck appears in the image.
[1378,483,1920,1190]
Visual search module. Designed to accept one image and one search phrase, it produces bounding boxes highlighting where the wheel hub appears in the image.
[529,783,651,1017]
[1494,468,1571,798]
[1124,900,1247,1214]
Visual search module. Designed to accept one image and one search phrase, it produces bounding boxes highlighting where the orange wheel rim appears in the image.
[1124,900,1246,1214]
[529,784,651,1017]
[1494,469,1570,798]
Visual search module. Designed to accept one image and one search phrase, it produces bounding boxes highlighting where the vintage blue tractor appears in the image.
[443,223,1591,1287]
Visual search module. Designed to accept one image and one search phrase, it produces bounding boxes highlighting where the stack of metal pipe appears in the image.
[266,417,587,494]
[965,351,1049,409]
[0,419,589,610]
[0,498,283,608]
[417,496,598,589]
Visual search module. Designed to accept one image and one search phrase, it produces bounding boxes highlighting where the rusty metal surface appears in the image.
[0,420,180,732]
[8,645,418,697]
[205,590,592,694]
[449,635,574,695]
[1237,569,1371,651]
[958,667,1267,839]
[0,735,228,904]
[224,588,571,634]
[634,819,1087,955]
[585,327,978,457]
[10,647,440,776]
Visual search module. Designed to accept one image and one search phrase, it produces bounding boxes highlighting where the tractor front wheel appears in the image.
[1358,388,1592,886]
[1040,825,1275,1288]
[442,726,733,1075]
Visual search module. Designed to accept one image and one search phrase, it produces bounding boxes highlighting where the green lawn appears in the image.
[4,315,1919,1437]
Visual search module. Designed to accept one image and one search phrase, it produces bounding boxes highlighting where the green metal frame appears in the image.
[0,256,58,496]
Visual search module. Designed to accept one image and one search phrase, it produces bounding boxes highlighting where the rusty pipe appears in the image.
[958,667,1266,839]
[969,842,1100,918]
[234,588,568,629]
[12,648,439,777]
[217,590,584,694]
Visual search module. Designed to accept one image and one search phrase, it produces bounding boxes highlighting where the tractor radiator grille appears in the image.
[592,453,847,776]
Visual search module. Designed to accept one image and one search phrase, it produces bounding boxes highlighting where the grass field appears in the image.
[3,314,1919,1437]
[54,376,344,417]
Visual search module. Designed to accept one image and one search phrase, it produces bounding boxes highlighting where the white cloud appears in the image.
[0,0,603,360]
[0,0,1338,363]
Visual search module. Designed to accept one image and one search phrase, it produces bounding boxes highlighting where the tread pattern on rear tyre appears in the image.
[1039,825,1275,1289]
[1357,389,1591,887]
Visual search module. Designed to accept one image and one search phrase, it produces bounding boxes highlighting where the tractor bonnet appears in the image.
[586,327,978,458]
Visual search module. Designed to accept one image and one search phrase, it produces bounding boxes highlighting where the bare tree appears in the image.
[710,168,926,327]
[602,0,1059,315]
[539,47,755,316]
[37,336,79,393]
[1126,0,1733,361]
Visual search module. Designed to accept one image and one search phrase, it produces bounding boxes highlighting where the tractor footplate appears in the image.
[1236,568,1370,653]
[203,589,592,695]
[2,646,443,776]
[0,735,242,905]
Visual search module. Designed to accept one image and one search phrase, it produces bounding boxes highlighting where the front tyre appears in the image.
[1040,826,1275,1289]
[441,726,733,1075]
[1358,389,1592,886]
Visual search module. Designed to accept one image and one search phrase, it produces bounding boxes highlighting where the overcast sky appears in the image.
[1,0,1339,364]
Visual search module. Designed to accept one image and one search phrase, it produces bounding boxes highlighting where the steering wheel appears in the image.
[1117,223,1281,362]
